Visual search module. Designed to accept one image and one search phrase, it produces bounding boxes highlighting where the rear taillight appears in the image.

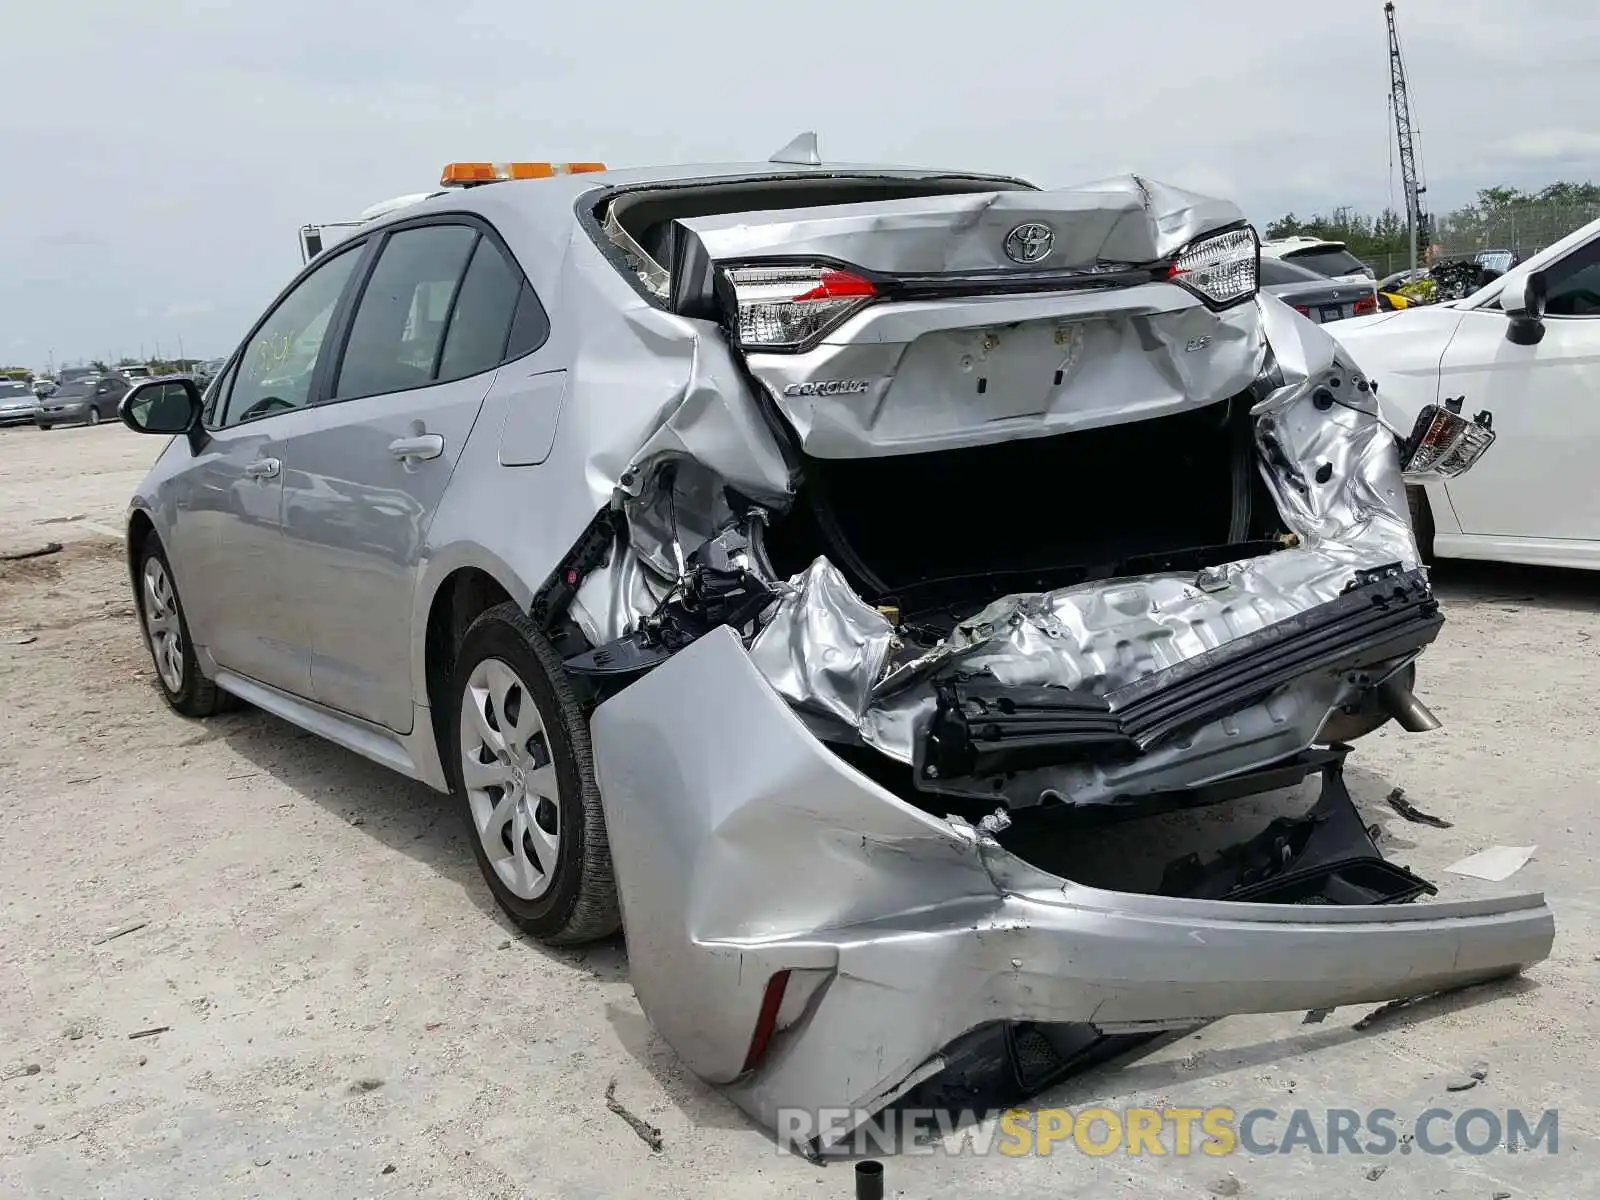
[1167,226,1259,307]
[1399,404,1497,480]
[1294,303,1311,316]
[724,266,879,350]
[1354,294,1378,315]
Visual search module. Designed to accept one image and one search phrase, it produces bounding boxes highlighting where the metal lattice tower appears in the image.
[1386,2,1429,270]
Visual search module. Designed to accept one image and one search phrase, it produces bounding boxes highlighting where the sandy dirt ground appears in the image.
[1,422,1596,1199]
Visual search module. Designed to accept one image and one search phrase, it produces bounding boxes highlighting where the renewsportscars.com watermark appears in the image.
[778,1106,1560,1158]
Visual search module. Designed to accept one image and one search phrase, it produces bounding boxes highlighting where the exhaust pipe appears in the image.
[1378,673,1442,733]
[855,1160,884,1200]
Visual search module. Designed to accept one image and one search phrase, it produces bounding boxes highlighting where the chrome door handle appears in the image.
[388,434,445,461]
[245,457,280,479]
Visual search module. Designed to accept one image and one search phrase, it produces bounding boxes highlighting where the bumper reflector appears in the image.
[742,970,791,1073]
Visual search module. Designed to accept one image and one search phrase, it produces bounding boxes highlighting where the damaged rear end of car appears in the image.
[540,169,1550,1149]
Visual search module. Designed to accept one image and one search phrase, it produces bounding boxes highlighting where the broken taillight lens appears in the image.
[1167,226,1259,308]
[1399,404,1497,480]
[724,265,879,350]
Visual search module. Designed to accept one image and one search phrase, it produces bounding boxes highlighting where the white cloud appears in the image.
[162,301,217,320]
[0,0,1594,365]
[1497,130,1600,162]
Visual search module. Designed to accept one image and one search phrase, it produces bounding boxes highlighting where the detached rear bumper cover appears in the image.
[591,627,1555,1143]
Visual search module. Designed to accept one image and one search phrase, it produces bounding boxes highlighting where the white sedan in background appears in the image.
[1335,216,1600,569]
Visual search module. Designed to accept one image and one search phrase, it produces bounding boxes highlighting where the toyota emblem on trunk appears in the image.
[1004,222,1054,264]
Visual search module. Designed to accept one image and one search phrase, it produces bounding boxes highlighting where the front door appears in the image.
[182,241,367,695]
[1438,235,1600,542]
[280,220,537,732]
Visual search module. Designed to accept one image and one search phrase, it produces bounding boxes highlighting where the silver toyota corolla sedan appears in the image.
[116,142,1552,1149]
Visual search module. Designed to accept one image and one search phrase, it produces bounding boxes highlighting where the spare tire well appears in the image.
[763,394,1286,620]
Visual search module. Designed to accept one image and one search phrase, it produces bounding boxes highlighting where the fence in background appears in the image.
[1361,202,1600,279]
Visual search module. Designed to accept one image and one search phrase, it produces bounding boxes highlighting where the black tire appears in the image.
[86,406,102,426]
[1406,485,1435,564]
[135,537,233,717]
[447,602,619,945]
[34,421,50,431]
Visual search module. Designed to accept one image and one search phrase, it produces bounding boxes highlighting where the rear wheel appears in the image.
[86,407,102,426]
[448,602,619,945]
[1406,486,1435,564]
[34,421,50,431]
[136,539,231,717]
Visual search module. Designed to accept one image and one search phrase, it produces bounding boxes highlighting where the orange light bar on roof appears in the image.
[439,161,608,186]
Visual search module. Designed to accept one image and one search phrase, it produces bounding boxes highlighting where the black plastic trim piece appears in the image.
[916,568,1441,799]
[1157,752,1436,905]
[529,506,622,633]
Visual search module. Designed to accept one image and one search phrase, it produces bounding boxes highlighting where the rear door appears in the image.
[1436,234,1600,542]
[92,376,126,417]
[278,218,544,732]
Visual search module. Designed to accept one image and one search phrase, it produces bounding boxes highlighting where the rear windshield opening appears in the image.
[1259,258,1326,286]
[1284,246,1370,279]
[596,174,1035,297]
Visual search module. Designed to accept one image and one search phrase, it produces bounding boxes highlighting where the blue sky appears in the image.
[2,0,1595,369]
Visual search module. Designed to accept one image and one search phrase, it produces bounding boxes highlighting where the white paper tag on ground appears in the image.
[1445,845,1536,882]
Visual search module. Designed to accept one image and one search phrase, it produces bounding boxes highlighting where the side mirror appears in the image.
[299,225,324,264]
[119,377,204,440]
[1503,270,1548,345]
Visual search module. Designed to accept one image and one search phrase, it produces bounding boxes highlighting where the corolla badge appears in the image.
[783,379,872,397]
[1004,222,1054,264]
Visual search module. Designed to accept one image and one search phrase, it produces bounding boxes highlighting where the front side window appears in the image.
[225,245,363,426]
[436,237,526,382]
[1543,240,1600,318]
[334,225,478,399]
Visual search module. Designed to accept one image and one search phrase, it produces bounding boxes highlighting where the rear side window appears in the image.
[1284,247,1369,278]
[505,282,551,359]
[335,225,478,399]
[436,237,524,382]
